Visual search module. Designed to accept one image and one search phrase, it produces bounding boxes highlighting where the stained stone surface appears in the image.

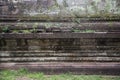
[0,0,120,18]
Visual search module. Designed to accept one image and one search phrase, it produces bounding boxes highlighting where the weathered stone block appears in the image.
[0,0,120,18]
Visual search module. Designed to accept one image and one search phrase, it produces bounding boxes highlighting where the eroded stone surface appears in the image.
[0,0,120,18]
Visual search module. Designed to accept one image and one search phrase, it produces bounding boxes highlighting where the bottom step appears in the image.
[0,62,120,75]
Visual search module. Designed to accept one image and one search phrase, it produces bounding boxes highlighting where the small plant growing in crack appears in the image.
[2,26,10,33]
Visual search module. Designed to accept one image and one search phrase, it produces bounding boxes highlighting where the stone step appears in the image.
[1,22,120,32]
[0,33,120,39]
[0,51,120,57]
[0,46,119,50]
[1,50,120,53]
[0,57,120,62]
[1,62,119,75]
[0,16,120,22]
